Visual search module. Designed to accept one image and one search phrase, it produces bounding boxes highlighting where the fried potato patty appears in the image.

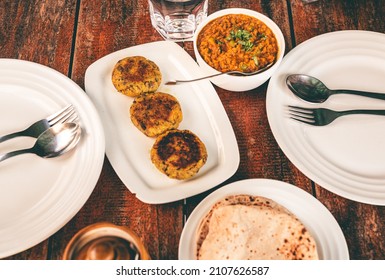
[130,92,183,137]
[112,56,161,97]
[151,129,207,180]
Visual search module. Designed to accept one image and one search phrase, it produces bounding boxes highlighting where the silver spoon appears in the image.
[0,122,82,162]
[165,61,274,85]
[286,74,385,103]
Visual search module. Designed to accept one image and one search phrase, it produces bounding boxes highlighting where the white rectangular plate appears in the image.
[85,41,239,204]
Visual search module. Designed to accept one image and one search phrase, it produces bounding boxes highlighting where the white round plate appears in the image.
[266,31,385,205]
[179,179,349,260]
[0,59,105,258]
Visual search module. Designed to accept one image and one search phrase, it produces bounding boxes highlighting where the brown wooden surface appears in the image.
[1,0,385,260]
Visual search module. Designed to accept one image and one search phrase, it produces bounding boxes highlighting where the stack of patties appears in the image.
[196,194,319,260]
[112,56,207,180]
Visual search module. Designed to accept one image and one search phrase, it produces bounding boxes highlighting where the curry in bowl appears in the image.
[197,14,279,73]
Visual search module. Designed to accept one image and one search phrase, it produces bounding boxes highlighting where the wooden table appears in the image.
[1,0,385,260]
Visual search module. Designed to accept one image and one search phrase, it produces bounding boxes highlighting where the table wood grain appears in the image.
[1,0,384,260]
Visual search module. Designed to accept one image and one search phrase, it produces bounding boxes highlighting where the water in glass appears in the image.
[148,0,208,41]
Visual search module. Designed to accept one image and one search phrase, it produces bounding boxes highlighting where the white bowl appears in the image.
[193,8,285,92]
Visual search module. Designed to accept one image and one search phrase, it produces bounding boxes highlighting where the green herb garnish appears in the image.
[257,33,267,40]
[226,29,254,51]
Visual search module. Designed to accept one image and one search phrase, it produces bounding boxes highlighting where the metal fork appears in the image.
[0,104,78,143]
[287,105,385,126]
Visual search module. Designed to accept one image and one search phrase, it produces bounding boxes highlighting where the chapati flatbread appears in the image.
[196,195,318,260]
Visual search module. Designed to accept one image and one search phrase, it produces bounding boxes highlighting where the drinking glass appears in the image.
[148,0,208,41]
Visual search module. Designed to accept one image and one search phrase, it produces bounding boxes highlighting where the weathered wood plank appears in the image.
[64,0,184,260]
[0,0,76,74]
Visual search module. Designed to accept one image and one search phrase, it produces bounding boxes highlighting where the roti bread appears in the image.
[196,195,319,260]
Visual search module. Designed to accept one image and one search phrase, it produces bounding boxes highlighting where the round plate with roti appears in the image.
[179,179,349,260]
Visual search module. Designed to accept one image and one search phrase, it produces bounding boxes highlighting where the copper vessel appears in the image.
[63,222,150,260]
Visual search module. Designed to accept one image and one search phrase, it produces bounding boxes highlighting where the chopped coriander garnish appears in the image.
[242,41,254,51]
[226,29,255,51]
[257,33,267,40]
